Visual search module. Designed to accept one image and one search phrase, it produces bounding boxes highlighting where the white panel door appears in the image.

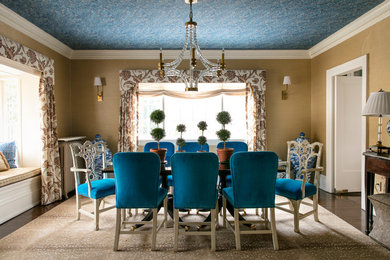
[334,76,362,192]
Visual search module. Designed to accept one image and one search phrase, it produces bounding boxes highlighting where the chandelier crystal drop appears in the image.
[158,0,226,91]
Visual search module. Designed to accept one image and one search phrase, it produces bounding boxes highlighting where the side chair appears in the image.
[145,141,175,189]
[171,152,219,251]
[113,152,168,251]
[222,151,279,251]
[216,141,248,187]
[178,141,209,152]
[275,139,323,233]
[70,141,116,231]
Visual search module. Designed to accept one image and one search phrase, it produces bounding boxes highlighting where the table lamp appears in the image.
[362,89,390,151]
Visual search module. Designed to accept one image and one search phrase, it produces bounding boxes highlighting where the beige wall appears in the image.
[311,16,390,170]
[0,21,72,137]
[71,59,311,158]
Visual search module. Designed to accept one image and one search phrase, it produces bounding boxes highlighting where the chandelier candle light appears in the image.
[158,0,226,91]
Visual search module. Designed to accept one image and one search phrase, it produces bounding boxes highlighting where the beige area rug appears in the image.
[0,196,389,260]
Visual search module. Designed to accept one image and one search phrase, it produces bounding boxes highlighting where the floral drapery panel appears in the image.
[118,69,266,152]
[0,35,61,205]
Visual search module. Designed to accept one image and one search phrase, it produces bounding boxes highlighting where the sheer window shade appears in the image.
[138,83,246,99]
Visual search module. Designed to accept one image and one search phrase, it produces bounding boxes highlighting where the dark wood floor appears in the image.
[0,190,366,240]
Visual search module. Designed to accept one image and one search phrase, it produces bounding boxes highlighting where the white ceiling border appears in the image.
[309,0,390,58]
[0,1,389,60]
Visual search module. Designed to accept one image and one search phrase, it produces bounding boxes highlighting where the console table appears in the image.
[364,152,390,235]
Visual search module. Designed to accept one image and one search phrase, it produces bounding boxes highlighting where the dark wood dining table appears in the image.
[102,164,238,228]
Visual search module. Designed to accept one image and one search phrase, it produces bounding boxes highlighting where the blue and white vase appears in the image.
[91,134,112,180]
[295,132,310,143]
[387,120,390,136]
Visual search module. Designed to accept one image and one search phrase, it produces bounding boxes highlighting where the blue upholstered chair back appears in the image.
[230,151,278,208]
[113,152,161,208]
[217,141,248,152]
[178,142,209,152]
[144,141,175,166]
[171,152,219,209]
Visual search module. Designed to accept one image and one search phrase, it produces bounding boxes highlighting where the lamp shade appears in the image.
[362,90,390,116]
[94,77,102,86]
[283,76,291,85]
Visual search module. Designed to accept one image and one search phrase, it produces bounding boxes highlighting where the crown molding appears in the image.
[0,4,73,59]
[71,49,310,60]
[309,0,390,58]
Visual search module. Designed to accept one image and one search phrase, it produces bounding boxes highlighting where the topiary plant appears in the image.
[150,109,166,149]
[216,111,231,148]
[176,124,186,150]
[197,121,208,151]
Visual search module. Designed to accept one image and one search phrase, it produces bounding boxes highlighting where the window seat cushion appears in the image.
[0,167,41,188]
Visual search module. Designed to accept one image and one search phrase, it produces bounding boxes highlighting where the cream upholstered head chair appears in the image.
[275,139,323,233]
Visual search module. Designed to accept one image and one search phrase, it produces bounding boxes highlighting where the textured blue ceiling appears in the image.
[0,0,385,50]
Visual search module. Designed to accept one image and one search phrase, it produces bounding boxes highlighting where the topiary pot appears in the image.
[217,148,234,169]
[150,148,167,163]
[197,150,207,153]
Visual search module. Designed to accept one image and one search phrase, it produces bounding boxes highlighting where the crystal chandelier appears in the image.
[158,0,226,91]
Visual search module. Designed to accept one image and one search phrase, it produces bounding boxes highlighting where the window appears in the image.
[0,78,20,143]
[138,83,246,142]
[0,63,41,167]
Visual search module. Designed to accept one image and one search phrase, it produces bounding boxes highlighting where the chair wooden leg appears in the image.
[164,196,168,228]
[270,208,279,250]
[292,200,301,233]
[76,194,81,221]
[94,199,100,231]
[113,208,121,251]
[255,208,259,216]
[151,209,158,251]
[234,209,241,250]
[222,197,227,228]
[174,209,179,252]
[215,200,219,229]
[313,194,319,222]
[211,209,216,251]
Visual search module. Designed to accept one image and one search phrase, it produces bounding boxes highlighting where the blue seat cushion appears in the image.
[275,178,317,200]
[157,188,168,206]
[77,179,115,199]
[226,175,232,186]
[167,175,173,186]
[222,187,235,207]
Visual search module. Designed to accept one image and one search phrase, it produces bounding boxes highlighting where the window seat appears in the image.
[0,167,41,224]
[0,167,40,188]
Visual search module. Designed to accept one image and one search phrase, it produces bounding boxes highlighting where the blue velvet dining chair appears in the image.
[70,141,116,231]
[275,140,323,233]
[222,151,279,250]
[113,152,168,251]
[145,141,175,188]
[171,152,219,251]
[217,141,248,187]
[144,141,175,166]
[178,141,209,152]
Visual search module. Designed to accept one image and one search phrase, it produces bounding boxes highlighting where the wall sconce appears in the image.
[282,76,291,100]
[94,77,103,102]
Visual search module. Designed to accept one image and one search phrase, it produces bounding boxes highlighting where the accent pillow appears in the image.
[0,151,10,171]
[0,141,17,168]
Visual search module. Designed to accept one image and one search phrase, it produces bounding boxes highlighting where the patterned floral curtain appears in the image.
[118,69,267,152]
[0,35,61,205]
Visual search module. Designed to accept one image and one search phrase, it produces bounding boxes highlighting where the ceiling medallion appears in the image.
[158,0,226,91]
